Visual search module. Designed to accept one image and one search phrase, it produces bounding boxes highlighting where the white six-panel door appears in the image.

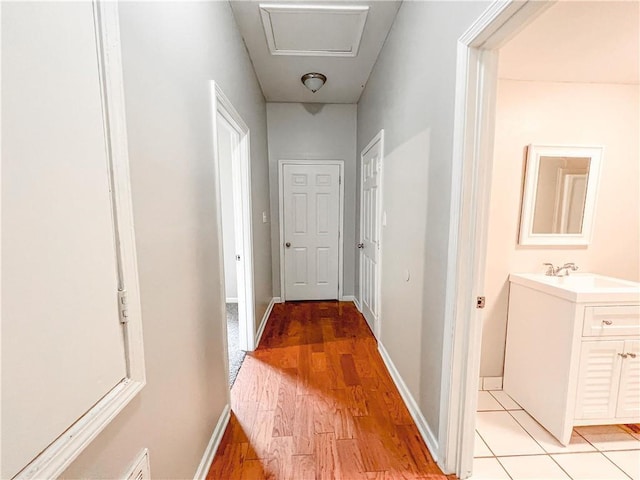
[359,131,383,337]
[282,163,341,300]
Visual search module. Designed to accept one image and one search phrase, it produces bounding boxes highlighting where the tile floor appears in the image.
[472,389,640,480]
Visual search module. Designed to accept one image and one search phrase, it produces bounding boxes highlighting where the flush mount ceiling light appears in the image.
[301,72,327,93]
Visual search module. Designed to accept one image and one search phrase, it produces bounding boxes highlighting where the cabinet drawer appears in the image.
[583,306,640,337]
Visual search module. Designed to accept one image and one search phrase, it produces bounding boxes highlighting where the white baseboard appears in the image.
[273,296,283,303]
[480,376,503,391]
[353,296,362,312]
[377,341,440,464]
[341,295,363,312]
[255,297,277,348]
[225,297,238,304]
[193,404,230,480]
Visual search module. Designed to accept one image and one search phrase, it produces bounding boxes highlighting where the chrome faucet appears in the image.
[543,262,579,277]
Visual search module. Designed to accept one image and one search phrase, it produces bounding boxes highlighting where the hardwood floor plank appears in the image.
[336,438,368,479]
[311,351,327,372]
[272,368,297,437]
[292,395,314,455]
[206,442,247,480]
[291,454,315,480]
[246,409,275,460]
[313,393,337,434]
[239,459,267,480]
[314,432,341,480]
[207,301,450,480]
[269,436,294,480]
[340,353,361,386]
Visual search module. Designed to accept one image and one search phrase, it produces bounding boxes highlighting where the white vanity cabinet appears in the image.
[503,274,640,445]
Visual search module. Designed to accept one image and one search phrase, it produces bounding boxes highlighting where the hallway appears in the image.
[207,301,450,479]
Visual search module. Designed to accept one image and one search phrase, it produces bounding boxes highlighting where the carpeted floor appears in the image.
[226,303,246,387]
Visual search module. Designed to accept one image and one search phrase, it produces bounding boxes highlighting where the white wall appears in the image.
[60,2,271,478]
[266,103,357,297]
[218,118,238,301]
[480,79,640,377]
[356,1,490,435]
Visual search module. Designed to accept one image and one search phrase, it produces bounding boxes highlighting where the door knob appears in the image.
[357,243,364,249]
[285,242,291,248]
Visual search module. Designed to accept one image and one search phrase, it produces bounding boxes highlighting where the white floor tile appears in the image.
[470,457,511,480]
[476,411,545,456]
[551,452,629,479]
[576,425,640,451]
[478,390,505,412]
[490,390,522,410]
[603,450,640,480]
[511,410,596,454]
[475,431,493,458]
[498,455,570,479]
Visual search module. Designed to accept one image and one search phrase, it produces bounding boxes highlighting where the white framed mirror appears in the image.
[519,144,603,246]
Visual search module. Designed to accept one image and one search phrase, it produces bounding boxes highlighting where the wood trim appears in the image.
[259,4,369,57]
[255,297,277,348]
[192,405,231,480]
[439,1,556,478]
[211,82,257,353]
[378,342,440,462]
[358,129,384,340]
[14,3,147,477]
[518,144,603,246]
[277,159,345,301]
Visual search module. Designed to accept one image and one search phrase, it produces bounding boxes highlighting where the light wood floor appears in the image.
[207,301,453,479]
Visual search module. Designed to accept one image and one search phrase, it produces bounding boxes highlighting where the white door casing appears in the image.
[439,1,555,478]
[280,161,343,301]
[359,130,384,338]
[211,82,256,354]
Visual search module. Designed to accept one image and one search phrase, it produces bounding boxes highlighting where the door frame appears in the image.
[11,3,147,478]
[278,159,345,301]
[358,130,384,340]
[211,81,257,354]
[437,1,555,478]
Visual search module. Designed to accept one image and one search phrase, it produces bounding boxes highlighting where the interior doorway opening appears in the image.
[212,82,256,386]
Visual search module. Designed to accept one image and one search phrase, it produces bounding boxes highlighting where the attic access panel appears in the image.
[259,4,369,57]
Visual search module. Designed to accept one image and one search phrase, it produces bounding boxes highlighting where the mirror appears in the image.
[519,145,603,246]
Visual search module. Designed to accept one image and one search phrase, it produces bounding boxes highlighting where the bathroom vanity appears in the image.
[503,273,640,445]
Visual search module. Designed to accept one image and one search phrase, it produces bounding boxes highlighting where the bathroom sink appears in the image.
[509,273,640,303]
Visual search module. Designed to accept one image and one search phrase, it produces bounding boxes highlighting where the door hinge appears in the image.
[118,289,129,324]
[339,176,342,185]
[476,296,486,309]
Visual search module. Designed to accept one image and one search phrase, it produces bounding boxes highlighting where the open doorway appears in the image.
[441,2,640,478]
[212,82,256,386]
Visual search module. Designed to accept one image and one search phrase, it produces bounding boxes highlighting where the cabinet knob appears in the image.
[602,320,613,325]
[618,353,629,358]
[628,353,637,359]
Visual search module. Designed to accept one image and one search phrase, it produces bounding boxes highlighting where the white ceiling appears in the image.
[230,0,402,103]
[499,1,639,84]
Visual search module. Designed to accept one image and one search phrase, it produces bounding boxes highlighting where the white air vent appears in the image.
[124,449,150,480]
[259,4,369,57]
